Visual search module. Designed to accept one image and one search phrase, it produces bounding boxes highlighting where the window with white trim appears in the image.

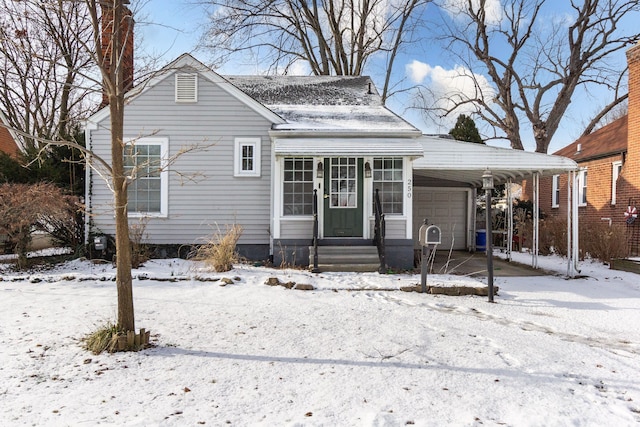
[234,138,261,177]
[578,168,588,207]
[612,161,622,205]
[282,158,314,215]
[373,157,403,214]
[551,174,560,208]
[124,138,168,216]
[175,73,197,102]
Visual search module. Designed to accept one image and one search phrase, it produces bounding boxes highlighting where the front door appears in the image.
[323,157,364,237]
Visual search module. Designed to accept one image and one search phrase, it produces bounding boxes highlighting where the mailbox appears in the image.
[419,224,441,247]
[94,235,107,251]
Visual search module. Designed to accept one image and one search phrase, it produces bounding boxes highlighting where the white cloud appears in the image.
[440,0,503,26]
[406,60,432,83]
[406,60,496,131]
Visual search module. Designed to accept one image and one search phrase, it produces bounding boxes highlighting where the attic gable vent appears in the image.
[175,73,198,103]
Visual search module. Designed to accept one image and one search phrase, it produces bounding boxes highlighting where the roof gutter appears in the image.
[268,129,423,139]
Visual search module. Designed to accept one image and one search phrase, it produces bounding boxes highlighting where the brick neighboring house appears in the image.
[0,110,21,157]
[525,42,640,256]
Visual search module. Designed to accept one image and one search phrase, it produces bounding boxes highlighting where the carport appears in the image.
[412,136,580,277]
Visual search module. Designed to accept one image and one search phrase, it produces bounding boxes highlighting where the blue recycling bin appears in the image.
[476,229,487,252]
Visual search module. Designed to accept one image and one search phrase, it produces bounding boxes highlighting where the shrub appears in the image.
[129,218,149,268]
[0,183,72,268]
[193,224,243,272]
[539,217,568,256]
[537,218,628,262]
[579,220,628,263]
[39,194,84,254]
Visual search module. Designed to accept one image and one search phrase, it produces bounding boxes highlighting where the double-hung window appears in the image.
[551,175,560,208]
[612,161,622,205]
[124,138,168,216]
[282,158,314,215]
[372,157,403,214]
[234,137,261,177]
[578,168,588,207]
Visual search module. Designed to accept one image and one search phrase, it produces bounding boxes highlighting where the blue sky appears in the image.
[136,0,636,153]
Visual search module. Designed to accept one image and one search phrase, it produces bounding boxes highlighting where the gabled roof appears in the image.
[228,75,420,134]
[0,110,22,156]
[227,75,380,106]
[85,54,284,129]
[553,115,627,162]
[413,136,578,186]
[85,54,419,135]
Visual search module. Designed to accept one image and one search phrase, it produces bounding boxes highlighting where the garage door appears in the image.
[413,188,469,250]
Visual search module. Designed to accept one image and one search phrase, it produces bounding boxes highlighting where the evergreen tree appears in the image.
[449,114,483,143]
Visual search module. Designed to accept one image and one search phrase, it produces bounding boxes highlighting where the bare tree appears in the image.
[423,0,640,152]
[0,0,95,148]
[85,0,136,333]
[1,0,136,334]
[198,0,431,102]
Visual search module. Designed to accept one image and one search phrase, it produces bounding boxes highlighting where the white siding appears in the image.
[88,66,273,245]
[279,219,315,239]
[368,217,407,239]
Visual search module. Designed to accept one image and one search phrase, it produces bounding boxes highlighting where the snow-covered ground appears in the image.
[1,253,639,426]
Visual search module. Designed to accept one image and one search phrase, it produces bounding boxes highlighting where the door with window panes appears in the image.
[323,157,363,237]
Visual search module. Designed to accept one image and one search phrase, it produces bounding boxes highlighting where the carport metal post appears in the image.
[483,170,495,303]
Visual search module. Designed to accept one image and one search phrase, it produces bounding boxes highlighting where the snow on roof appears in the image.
[227,75,418,133]
[268,105,418,132]
[413,135,578,185]
[227,75,381,106]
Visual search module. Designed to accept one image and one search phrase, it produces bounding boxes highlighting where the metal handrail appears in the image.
[311,189,319,273]
[373,188,387,273]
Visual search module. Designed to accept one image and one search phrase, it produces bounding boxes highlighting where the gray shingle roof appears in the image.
[226,75,418,133]
[226,75,381,106]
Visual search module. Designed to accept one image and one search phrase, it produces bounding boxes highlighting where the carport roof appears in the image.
[413,136,578,186]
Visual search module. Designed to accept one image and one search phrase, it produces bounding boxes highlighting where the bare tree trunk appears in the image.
[101,0,135,333]
[110,104,134,332]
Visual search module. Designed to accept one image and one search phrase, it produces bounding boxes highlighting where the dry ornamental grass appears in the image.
[194,224,243,272]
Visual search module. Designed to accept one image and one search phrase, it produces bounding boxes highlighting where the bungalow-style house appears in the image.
[0,110,22,157]
[84,53,578,272]
[527,42,640,256]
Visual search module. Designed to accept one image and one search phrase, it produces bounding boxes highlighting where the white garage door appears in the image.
[413,188,469,250]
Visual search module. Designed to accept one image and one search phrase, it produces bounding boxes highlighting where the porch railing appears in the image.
[373,188,387,273]
[311,189,320,273]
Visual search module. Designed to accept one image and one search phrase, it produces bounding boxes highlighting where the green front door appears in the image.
[323,157,364,237]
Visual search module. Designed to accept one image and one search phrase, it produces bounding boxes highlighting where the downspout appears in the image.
[566,171,573,277]
[572,171,580,275]
[84,124,92,246]
[532,172,539,269]
[269,138,276,261]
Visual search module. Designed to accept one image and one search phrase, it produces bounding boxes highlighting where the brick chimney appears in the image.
[626,43,640,190]
[100,1,134,107]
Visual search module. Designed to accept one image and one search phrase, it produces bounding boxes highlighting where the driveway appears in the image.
[426,250,550,277]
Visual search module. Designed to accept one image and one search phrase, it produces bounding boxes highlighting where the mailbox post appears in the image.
[418,221,441,293]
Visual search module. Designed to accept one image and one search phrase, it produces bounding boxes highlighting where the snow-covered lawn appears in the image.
[1,253,639,426]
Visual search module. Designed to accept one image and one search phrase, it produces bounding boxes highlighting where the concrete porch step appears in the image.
[309,245,381,272]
